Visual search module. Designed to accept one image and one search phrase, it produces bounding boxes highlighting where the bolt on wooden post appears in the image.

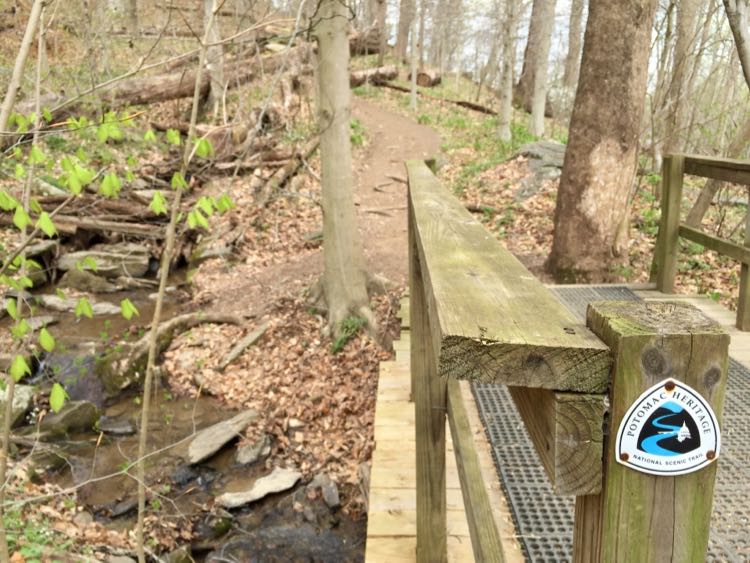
[574,301,728,562]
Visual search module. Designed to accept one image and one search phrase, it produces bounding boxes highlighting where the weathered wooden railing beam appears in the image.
[508,387,606,495]
[407,160,611,393]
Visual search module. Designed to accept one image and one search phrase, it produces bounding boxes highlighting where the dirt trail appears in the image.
[352,98,442,286]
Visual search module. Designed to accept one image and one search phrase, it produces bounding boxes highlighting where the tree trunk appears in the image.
[0,0,44,136]
[547,0,659,282]
[395,0,415,62]
[315,0,373,334]
[203,0,224,120]
[723,0,750,87]
[662,0,700,155]
[377,0,387,66]
[498,0,517,141]
[562,0,584,91]
[514,0,556,114]
[530,0,555,136]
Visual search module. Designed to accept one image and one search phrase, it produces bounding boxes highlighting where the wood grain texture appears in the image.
[447,379,506,562]
[407,160,610,392]
[678,224,750,264]
[509,387,606,495]
[655,155,684,293]
[737,211,750,330]
[683,153,750,185]
[410,197,448,563]
[574,300,728,563]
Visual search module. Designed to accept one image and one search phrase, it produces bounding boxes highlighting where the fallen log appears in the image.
[377,82,497,115]
[350,65,398,88]
[109,312,243,393]
[349,26,382,55]
[18,46,309,123]
[409,69,442,87]
[257,137,320,206]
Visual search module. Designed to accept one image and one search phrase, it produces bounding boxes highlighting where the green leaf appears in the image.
[215,194,235,213]
[49,383,67,413]
[5,298,17,320]
[13,206,31,230]
[99,173,122,198]
[125,170,135,183]
[0,191,18,211]
[75,297,93,319]
[36,212,57,237]
[166,129,181,146]
[143,129,157,142]
[9,355,30,382]
[171,172,188,190]
[12,113,29,133]
[76,256,98,272]
[75,147,88,162]
[149,191,168,215]
[18,276,33,289]
[76,164,94,186]
[56,288,66,300]
[11,318,30,339]
[29,198,43,214]
[195,138,214,158]
[193,209,209,230]
[120,298,139,320]
[39,327,56,352]
[28,145,46,166]
[42,107,53,122]
[187,210,197,229]
[14,163,25,179]
[197,196,214,217]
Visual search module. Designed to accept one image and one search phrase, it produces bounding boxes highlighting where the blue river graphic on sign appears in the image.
[637,401,701,456]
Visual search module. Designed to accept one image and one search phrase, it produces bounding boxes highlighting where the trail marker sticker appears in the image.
[615,378,720,476]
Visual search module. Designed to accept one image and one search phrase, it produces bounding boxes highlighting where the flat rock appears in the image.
[57,242,150,278]
[27,315,57,331]
[215,467,301,509]
[40,400,101,436]
[26,240,59,258]
[235,434,271,465]
[187,409,259,464]
[98,415,135,436]
[59,269,122,293]
[516,140,566,170]
[307,473,340,509]
[36,294,121,316]
[0,384,34,428]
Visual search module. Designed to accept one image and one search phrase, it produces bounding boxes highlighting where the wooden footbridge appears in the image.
[365,157,750,562]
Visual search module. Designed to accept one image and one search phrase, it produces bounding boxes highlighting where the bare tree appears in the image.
[547,0,659,282]
[685,0,750,226]
[562,0,584,102]
[0,0,44,137]
[529,0,555,136]
[396,0,416,62]
[314,0,375,334]
[204,0,225,120]
[498,0,518,141]
[662,0,700,155]
[514,0,556,114]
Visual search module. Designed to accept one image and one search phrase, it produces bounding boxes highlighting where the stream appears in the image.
[4,275,365,561]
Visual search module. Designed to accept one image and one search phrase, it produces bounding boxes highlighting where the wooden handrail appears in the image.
[653,153,750,329]
[409,160,727,563]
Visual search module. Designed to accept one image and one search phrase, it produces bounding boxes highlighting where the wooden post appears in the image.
[409,199,448,563]
[655,155,685,293]
[736,190,750,330]
[574,301,728,562]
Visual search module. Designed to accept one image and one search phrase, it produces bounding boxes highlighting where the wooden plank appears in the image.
[368,487,467,512]
[365,536,474,563]
[678,223,750,264]
[367,509,471,537]
[409,197,448,563]
[738,210,750,330]
[407,160,610,392]
[374,401,415,425]
[447,379,505,562]
[574,301,728,562]
[655,155,684,293]
[508,387,606,495]
[683,153,750,185]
